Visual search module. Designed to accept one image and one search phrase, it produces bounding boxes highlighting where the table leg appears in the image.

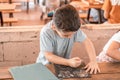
[37,0,39,4]
[65,0,68,4]
[34,0,39,4]
[9,0,12,3]
[86,8,91,24]
[97,9,102,24]
[87,8,91,22]
[9,0,14,18]
[9,13,13,17]
[0,12,3,26]
[27,1,29,13]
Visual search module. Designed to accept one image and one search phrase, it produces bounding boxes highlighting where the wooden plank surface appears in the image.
[12,0,34,2]
[63,73,120,80]
[82,0,103,9]
[2,9,21,13]
[0,62,120,80]
[99,62,120,74]
[0,66,13,79]
[0,3,16,11]
[83,24,120,29]
[64,62,120,80]
[70,1,89,10]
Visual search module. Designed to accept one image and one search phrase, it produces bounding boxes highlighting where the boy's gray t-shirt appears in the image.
[36,21,87,65]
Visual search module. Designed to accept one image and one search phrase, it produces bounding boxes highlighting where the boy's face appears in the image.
[52,25,76,38]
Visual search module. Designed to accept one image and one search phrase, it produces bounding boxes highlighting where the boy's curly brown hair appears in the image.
[53,4,81,32]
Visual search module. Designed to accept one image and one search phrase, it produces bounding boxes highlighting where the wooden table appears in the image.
[86,4,103,24]
[0,3,16,26]
[0,62,120,80]
[70,1,89,11]
[82,0,103,24]
[12,0,35,13]
[70,1,103,24]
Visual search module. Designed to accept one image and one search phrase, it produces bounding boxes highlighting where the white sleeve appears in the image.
[112,31,120,43]
[103,31,120,51]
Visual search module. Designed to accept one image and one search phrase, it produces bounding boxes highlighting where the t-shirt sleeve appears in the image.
[40,31,54,52]
[74,29,87,42]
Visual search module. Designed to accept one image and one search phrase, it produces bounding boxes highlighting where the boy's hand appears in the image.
[85,61,100,74]
[67,57,82,68]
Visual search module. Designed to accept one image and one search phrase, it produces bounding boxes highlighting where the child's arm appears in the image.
[44,51,82,67]
[106,41,120,60]
[102,0,112,19]
[82,37,100,74]
[103,10,110,19]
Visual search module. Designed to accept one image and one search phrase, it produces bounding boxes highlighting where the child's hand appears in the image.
[84,61,100,74]
[67,57,82,68]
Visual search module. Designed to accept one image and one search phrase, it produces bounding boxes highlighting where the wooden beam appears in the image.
[83,24,120,30]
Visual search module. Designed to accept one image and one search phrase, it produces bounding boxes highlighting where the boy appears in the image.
[36,4,100,74]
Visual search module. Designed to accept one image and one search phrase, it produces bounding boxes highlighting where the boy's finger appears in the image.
[85,66,91,73]
[74,57,81,60]
[84,64,88,69]
[90,68,94,74]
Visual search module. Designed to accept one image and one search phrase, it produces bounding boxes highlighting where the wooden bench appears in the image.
[12,3,21,6]
[3,18,18,26]
[2,9,20,26]
[1,62,120,80]
[0,0,21,5]
[12,0,35,13]
[2,9,21,13]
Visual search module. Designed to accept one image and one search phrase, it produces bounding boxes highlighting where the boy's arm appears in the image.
[82,37,100,74]
[106,41,120,60]
[44,51,82,67]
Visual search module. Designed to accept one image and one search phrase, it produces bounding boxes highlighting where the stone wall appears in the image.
[0,26,42,67]
[0,25,119,66]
